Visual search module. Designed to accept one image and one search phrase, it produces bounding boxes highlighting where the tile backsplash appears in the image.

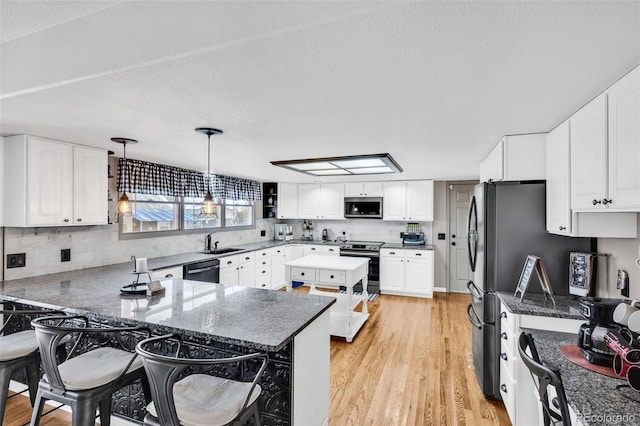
[2,218,432,280]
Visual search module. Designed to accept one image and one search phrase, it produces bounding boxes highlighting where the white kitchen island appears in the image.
[285,255,369,342]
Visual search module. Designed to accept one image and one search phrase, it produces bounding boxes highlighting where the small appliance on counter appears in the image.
[302,220,313,241]
[577,297,627,365]
[569,252,597,296]
[322,229,329,242]
[402,223,425,245]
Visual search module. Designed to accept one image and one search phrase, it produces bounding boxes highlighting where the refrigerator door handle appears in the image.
[467,195,478,272]
[466,303,484,329]
[467,280,483,301]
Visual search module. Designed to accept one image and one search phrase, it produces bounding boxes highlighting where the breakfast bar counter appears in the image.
[0,266,335,425]
[523,329,640,425]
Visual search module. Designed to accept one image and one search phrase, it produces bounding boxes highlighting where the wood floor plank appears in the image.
[3,291,510,426]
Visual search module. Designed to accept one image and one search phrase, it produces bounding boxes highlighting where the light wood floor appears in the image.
[3,292,509,426]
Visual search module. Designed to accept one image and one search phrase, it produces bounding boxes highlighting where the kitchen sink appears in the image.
[203,248,243,255]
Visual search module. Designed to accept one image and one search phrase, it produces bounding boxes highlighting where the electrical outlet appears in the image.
[260,230,266,237]
[61,249,71,262]
[7,253,26,268]
[400,232,404,238]
[438,233,446,240]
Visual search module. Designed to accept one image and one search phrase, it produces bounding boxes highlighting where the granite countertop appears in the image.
[0,261,335,351]
[497,291,584,320]
[523,329,640,425]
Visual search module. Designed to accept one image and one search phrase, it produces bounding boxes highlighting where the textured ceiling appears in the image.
[1,1,639,183]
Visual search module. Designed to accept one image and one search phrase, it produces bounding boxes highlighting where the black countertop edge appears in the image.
[497,291,584,320]
[521,328,640,426]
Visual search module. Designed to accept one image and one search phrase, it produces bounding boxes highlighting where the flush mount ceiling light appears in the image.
[195,127,223,218]
[270,153,403,176]
[111,137,138,216]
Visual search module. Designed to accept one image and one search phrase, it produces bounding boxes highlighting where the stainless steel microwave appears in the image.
[344,197,383,219]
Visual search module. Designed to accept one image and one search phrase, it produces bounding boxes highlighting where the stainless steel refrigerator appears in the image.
[465,181,594,399]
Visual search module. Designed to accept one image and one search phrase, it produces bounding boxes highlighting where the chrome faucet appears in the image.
[205,233,214,251]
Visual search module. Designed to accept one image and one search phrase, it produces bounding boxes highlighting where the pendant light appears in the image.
[111,137,138,216]
[195,127,223,218]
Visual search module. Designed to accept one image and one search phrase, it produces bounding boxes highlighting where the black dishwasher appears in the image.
[183,259,220,283]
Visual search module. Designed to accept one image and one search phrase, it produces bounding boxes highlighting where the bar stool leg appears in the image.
[29,390,46,426]
[71,398,99,426]
[98,397,112,426]
[0,368,11,424]
[26,361,40,406]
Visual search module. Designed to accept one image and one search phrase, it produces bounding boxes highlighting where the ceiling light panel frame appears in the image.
[270,153,403,177]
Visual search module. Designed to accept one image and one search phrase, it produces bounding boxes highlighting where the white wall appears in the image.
[597,214,640,300]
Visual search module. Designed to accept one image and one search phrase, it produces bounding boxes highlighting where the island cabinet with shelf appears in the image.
[262,182,278,218]
[3,134,108,227]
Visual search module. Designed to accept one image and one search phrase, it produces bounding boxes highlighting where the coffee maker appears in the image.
[322,229,328,242]
[578,297,626,365]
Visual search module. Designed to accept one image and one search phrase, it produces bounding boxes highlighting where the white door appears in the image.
[405,252,433,296]
[27,137,74,225]
[271,250,286,289]
[298,183,321,218]
[380,251,405,292]
[448,184,474,293]
[219,266,238,285]
[73,145,108,225]
[608,66,640,209]
[570,93,608,210]
[362,182,383,197]
[319,183,344,219]
[406,180,434,221]
[382,182,406,221]
[278,183,298,218]
[344,182,364,197]
[238,262,255,287]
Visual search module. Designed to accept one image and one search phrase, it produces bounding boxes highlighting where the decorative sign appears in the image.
[514,255,556,307]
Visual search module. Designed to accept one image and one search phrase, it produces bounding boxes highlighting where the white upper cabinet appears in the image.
[278,183,298,219]
[546,120,572,235]
[297,183,344,220]
[0,138,4,226]
[570,93,608,210]
[344,182,383,197]
[4,135,107,227]
[383,180,433,221]
[608,66,640,208]
[480,134,546,183]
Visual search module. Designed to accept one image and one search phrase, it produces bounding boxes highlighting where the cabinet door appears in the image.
[363,181,383,197]
[608,66,640,209]
[238,262,255,287]
[27,137,74,225]
[546,121,572,235]
[304,245,323,257]
[380,257,405,292]
[382,182,407,221]
[480,139,504,182]
[271,251,286,289]
[345,182,364,197]
[570,93,608,210]
[406,180,434,221]
[320,183,344,219]
[298,183,321,218]
[278,183,298,218]
[0,138,4,226]
[404,256,433,296]
[220,267,239,285]
[73,145,108,225]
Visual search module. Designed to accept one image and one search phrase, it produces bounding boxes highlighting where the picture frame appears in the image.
[514,255,556,307]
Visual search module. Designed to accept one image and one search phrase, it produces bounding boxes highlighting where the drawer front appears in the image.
[500,303,518,336]
[380,248,405,257]
[499,341,517,382]
[406,250,434,259]
[256,265,271,278]
[256,274,270,289]
[291,267,316,281]
[319,269,346,285]
[499,366,516,423]
[304,246,322,255]
[220,255,239,268]
[239,252,255,263]
[256,249,271,259]
[256,257,272,268]
[322,246,339,255]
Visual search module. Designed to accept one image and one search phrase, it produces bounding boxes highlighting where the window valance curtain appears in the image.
[117,158,262,201]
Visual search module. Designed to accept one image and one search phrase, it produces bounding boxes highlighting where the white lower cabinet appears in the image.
[219,255,240,285]
[499,302,585,426]
[271,247,286,289]
[150,266,183,280]
[380,249,433,298]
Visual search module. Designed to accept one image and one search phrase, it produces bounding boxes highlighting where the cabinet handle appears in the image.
[330,275,334,279]
[559,226,566,231]
[500,384,507,393]
[262,261,267,265]
[415,253,422,256]
[245,257,251,260]
[390,251,396,255]
[262,270,266,274]
[64,219,70,223]
[500,332,508,340]
[301,272,305,276]
[76,218,82,222]
[500,312,507,319]
[603,198,612,205]
[263,253,267,256]
[452,242,456,246]
[227,261,233,265]
[262,284,266,287]
[593,199,602,205]
[500,353,508,361]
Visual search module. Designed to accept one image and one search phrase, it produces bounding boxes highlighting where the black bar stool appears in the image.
[0,301,66,424]
[30,315,151,426]
[135,333,267,426]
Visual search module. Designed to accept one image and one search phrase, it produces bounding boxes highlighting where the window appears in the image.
[121,195,254,237]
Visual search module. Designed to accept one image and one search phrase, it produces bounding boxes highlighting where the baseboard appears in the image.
[9,380,136,425]
[434,286,447,293]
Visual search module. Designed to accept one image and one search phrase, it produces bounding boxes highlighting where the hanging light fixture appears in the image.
[195,127,223,218]
[111,137,138,216]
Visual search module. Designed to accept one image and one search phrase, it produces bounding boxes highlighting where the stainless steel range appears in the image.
[339,241,384,294]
